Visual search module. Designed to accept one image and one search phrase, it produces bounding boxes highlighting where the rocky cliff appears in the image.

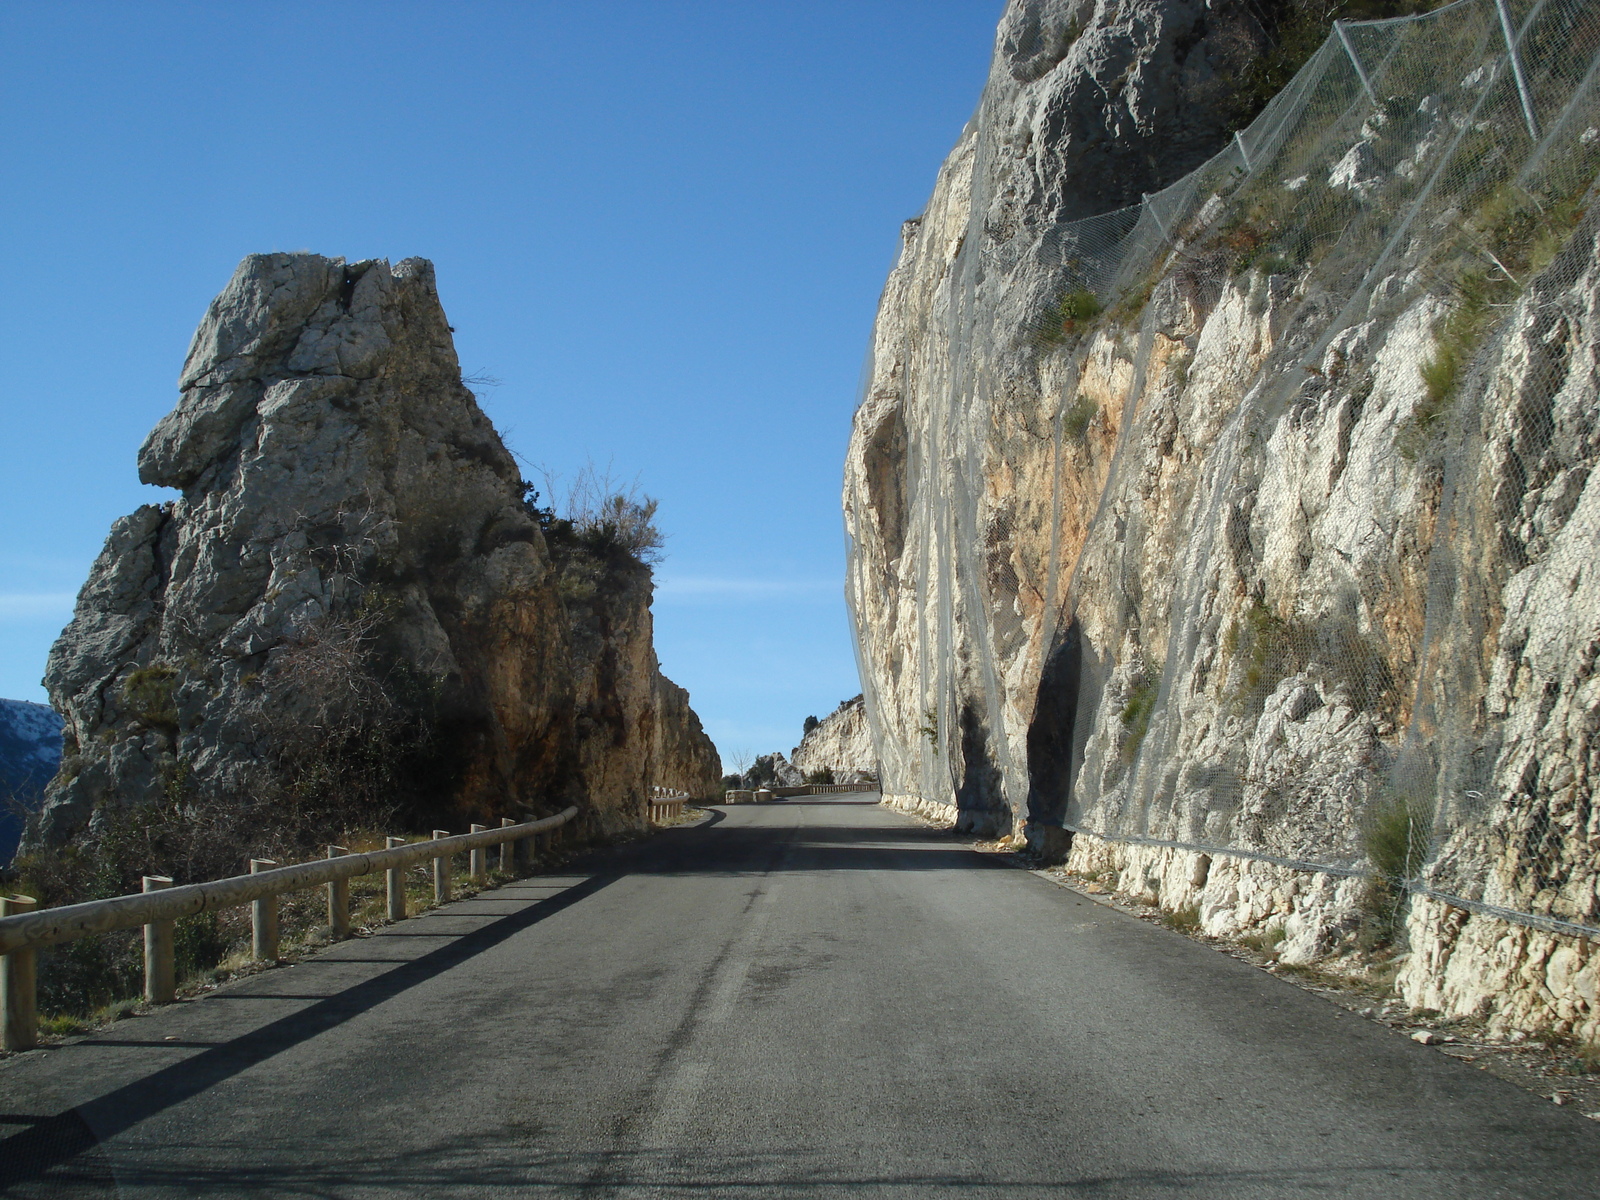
[846,0,1600,1040]
[791,696,877,782]
[548,530,721,811]
[31,252,718,860]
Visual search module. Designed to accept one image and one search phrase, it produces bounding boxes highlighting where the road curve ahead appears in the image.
[1,795,1596,1198]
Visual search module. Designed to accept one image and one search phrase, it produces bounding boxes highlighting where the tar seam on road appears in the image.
[633,882,782,1152]
[576,811,799,1196]
[638,1059,711,1149]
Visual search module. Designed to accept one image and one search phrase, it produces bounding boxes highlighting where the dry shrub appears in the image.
[251,598,427,828]
[528,459,665,565]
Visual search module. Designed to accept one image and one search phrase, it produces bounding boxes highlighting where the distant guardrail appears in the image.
[724,782,877,803]
[648,787,690,823]
[0,807,578,1052]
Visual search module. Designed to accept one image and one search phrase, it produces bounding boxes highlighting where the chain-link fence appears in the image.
[848,0,1600,940]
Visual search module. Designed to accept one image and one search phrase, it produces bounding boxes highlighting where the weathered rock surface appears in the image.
[847,0,1275,841]
[552,538,722,818]
[846,0,1600,1040]
[791,696,877,782]
[32,253,717,851]
[649,673,720,799]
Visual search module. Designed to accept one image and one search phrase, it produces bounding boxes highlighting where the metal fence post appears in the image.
[469,826,487,883]
[433,830,452,903]
[326,846,350,940]
[499,818,516,875]
[250,859,279,962]
[1,895,38,1051]
[1495,0,1540,140]
[1333,20,1377,105]
[142,876,175,1004]
[1141,193,1172,245]
[386,836,407,921]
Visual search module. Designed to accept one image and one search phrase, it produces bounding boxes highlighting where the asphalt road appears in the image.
[1,795,1596,1198]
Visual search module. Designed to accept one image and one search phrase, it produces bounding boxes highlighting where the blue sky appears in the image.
[0,1,1000,762]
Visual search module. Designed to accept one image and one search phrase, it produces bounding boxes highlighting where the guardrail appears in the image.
[0,806,578,1053]
[648,787,690,823]
[723,782,876,803]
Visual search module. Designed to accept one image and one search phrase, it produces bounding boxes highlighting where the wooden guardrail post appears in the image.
[432,830,452,903]
[1,895,38,1051]
[525,830,537,866]
[386,836,407,921]
[250,859,279,961]
[142,876,175,1004]
[326,846,350,940]
[499,818,516,874]
[469,825,487,883]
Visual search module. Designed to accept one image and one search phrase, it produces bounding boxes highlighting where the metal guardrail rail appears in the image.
[0,806,579,1052]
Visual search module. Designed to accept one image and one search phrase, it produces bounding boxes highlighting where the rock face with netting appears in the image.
[845,0,1600,1037]
[32,253,718,853]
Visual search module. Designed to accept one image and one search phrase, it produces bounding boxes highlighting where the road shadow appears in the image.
[629,800,1002,878]
[0,871,622,1193]
[0,798,987,1191]
[4,1130,1538,1199]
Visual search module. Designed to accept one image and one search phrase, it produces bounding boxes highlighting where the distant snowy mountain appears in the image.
[0,699,63,864]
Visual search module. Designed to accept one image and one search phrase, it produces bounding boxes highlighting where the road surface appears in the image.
[1,794,1596,1197]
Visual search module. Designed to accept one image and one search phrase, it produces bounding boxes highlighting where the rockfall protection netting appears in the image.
[847,0,1600,939]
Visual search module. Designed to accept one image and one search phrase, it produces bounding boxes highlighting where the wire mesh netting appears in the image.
[847,0,1600,940]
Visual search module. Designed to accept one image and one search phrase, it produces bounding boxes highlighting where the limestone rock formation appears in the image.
[550,531,721,808]
[32,252,717,853]
[845,0,1600,1039]
[791,696,876,782]
[649,673,720,798]
[847,0,1278,838]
